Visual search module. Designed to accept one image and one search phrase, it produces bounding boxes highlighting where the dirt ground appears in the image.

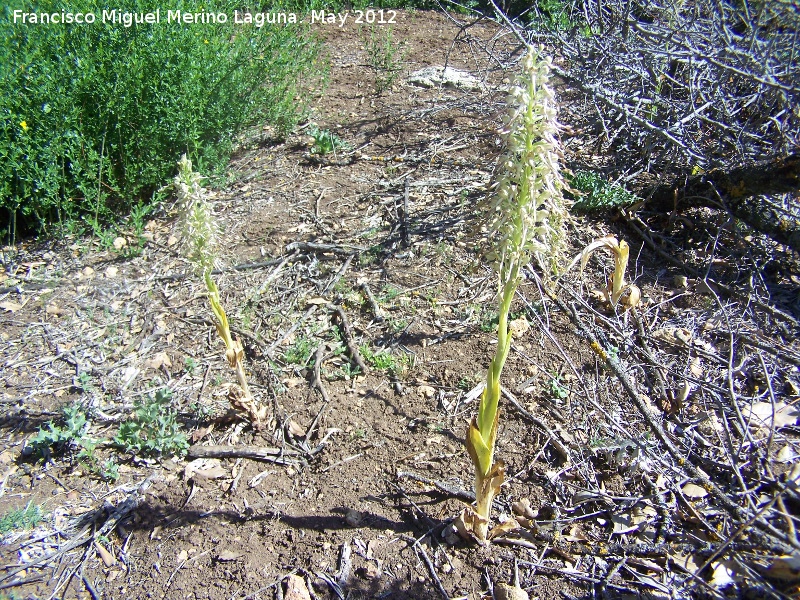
[1,9,799,600]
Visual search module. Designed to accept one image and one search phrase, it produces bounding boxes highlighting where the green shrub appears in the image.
[284,335,316,366]
[526,0,576,31]
[30,402,118,481]
[114,389,188,458]
[30,403,90,457]
[307,125,350,155]
[568,170,639,212]
[360,345,410,376]
[363,25,405,94]
[0,1,320,237]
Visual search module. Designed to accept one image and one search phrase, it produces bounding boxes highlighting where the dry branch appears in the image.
[330,305,368,374]
[396,471,476,504]
[549,290,798,555]
[500,386,571,463]
[312,344,330,404]
[187,444,304,465]
[359,280,385,322]
[284,241,365,256]
[402,535,451,600]
[643,153,800,251]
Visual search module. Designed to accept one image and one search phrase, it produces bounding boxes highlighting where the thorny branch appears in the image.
[550,0,798,173]
[549,288,799,555]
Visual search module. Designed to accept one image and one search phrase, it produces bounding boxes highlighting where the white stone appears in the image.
[408,66,484,91]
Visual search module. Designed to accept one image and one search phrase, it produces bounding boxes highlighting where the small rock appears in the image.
[216,550,243,562]
[408,66,483,91]
[113,237,127,251]
[345,509,363,527]
[494,583,529,600]
[441,523,460,546]
[105,266,119,278]
[284,574,312,600]
[46,303,66,316]
[418,385,436,399]
[508,317,530,338]
[365,562,381,579]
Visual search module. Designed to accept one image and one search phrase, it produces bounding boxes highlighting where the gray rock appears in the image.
[407,66,484,91]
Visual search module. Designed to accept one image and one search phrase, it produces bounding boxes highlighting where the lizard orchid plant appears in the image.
[460,47,568,543]
[571,235,641,308]
[174,155,267,429]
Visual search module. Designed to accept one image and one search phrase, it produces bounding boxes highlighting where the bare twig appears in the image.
[330,305,368,374]
[312,344,330,404]
[397,471,475,504]
[337,541,352,586]
[359,280,384,322]
[500,386,571,464]
[399,535,451,600]
[549,290,798,554]
[305,345,332,447]
[400,176,410,248]
[187,444,304,465]
[285,241,365,257]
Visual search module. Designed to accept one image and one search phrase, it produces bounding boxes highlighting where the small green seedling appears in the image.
[184,356,198,375]
[30,403,89,458]
[547,374,569,400]
[0,502,44,536]
[307,125,350,156]
[30,404,117,481]
[284,336,316,366]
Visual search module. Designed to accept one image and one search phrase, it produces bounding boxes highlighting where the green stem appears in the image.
[476,265,520,469]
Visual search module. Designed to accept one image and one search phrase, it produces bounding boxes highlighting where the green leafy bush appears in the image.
[363,25,405,94]
[115,389,188,458]
[307,125,350,155]
[360,345,409,376]
[30,403,90,457]
[568,170,639,213]
[1,0,320,237]
[30,403,118,481]
[284,335,316,366]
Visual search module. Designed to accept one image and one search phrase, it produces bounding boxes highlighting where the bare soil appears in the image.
[1,9,799,600]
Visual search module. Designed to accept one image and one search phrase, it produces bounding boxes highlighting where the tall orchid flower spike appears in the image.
[174,155,267,429]
[459,47,568,544]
